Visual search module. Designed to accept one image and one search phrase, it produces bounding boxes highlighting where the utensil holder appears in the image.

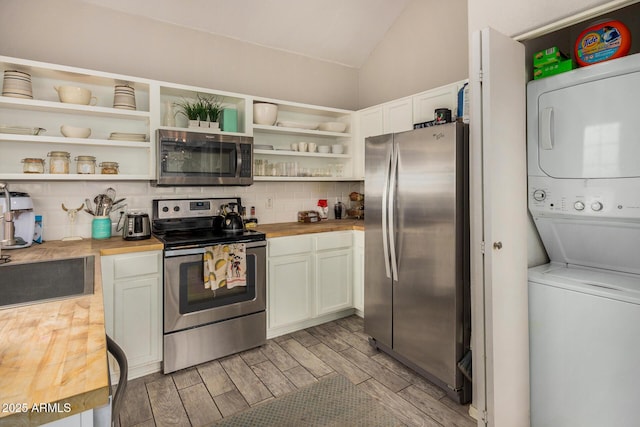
[92,216,111,239]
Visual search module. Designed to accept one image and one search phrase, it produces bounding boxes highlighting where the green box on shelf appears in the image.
[533,46,568,68]
[220,108,238,132]
[533,59,574,80]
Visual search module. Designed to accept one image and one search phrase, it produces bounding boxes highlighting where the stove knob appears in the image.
[162,206,169,213]
[591,201,603,211]
[574,201,585,211]
[173,206,180,212]
[533,189,546,201]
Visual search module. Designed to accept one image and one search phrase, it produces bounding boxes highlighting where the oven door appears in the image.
[163,241,266,333]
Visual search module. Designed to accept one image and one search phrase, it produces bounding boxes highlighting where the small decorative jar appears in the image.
[75,155,96,174]
[47,151,70,174]
[99,161,119,175]
[21,158,45,174]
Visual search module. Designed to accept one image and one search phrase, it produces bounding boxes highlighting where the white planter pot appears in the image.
[188,120,200,128]
[210,122,220,130]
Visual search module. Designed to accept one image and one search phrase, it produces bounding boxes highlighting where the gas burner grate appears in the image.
[0,254,11,264]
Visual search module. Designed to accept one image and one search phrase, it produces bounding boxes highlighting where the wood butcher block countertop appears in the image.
[255,219,364,238]
[0,237,163,426]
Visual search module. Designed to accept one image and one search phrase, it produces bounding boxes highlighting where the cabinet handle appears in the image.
[493,241,503,250]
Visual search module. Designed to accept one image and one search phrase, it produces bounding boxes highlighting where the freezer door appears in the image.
[392,124,466,388]
[364,133,394,348]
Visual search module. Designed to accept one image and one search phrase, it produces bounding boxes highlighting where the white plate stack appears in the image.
[109,132,147,142]
[2,70,33,99]
[113,84,136,110]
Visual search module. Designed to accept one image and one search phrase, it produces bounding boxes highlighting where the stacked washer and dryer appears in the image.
[527,54,640,426]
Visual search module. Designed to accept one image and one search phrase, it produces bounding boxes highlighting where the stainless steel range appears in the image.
[152,197,266,373]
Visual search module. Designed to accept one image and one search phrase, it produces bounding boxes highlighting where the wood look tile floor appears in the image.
[116,316,475,427]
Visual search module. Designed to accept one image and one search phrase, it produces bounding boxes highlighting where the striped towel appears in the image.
[204,243,247,290]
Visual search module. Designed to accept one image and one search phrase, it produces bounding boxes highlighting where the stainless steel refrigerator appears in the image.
[364,122,471,404]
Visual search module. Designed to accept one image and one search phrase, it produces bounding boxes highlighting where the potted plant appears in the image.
[205,96,223,130]
[175,95,209,128]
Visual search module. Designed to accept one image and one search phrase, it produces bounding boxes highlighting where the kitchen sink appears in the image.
[0,256,94,309]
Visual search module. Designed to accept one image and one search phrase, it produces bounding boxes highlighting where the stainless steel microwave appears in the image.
[154,129,253,186]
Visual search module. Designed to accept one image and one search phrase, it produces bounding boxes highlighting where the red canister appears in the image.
[575,19,631,67]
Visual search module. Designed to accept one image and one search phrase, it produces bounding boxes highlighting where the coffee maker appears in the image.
[0,189,35,249]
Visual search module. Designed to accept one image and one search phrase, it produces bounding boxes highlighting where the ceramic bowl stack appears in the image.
[113,84,136,110]
[2,70,33,99]
[109,132,147,142]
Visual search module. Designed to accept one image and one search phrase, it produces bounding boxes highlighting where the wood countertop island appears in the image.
[255,219,364,238]
[0,237,162,426]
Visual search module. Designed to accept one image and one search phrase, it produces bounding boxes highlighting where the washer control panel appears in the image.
[528,176,640,219]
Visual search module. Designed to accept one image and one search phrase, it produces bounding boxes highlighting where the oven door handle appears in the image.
[165,240,266,257]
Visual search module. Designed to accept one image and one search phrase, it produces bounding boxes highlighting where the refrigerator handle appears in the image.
[388,142,399,282]
[381,147,392,279]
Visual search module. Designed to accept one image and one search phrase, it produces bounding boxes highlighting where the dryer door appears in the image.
[535,68,640,179]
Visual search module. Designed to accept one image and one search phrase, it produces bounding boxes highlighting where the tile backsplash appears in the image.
[7,180,364,241]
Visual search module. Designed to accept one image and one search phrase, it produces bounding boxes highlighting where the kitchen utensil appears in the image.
[308,143,317,152]
[318,145,331,153]
[318,122,347,132]
[298,142,308,152]
[85,198,94,214]
[113,84,136,110]
[106,187,116,201]
[54,85,96,105]
[60,125,91,138]
[331,144,344,154]
[91,216,111,239]
[277,121,318,130]
[222,202,244,233]
[253,103,278,125]
[0,125,45,135]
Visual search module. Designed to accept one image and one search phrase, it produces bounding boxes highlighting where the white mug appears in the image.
[298,142,308,152]
[290,143,298,151]
[308,143,317,152]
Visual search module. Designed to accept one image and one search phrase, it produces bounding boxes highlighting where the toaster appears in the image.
[122,212,151,240]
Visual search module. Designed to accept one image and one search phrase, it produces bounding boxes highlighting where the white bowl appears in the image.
[60,125,91,138]
[318,121,347,133]
[54,86,94,105]
[317,145,331,153]
[253,103,278,125]
[331,144,344,154]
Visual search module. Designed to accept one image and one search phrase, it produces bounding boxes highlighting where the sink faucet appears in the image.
[0,182,16,247]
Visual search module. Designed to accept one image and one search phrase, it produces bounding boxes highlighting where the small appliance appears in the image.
[0,190,35,249]
[154,129,253,186]
[119,212,151,240]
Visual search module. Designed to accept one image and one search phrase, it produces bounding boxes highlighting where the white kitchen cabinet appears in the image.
[382,96,413,134]
[315,231,353,315]
[359,106,384,139]
[251,97,357,181]
[267,235,314,330]
[267,231,356,338]
[101,250,163,380]
[353,230,364,316]
[41,409,95,427]
[0,55,154,180]
[412,80,466,124]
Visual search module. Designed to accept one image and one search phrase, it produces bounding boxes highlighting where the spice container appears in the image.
[21,158,45,174]
[47,151,70,174]
[99,161,119,175]
[75,155,96,174]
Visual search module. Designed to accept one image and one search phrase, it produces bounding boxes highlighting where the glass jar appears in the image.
[99,161,119,175]
[75,155,96,174]
[21,158,45,174]
[47,151,70,174]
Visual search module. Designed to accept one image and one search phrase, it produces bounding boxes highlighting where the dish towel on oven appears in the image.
[204,243,247,290]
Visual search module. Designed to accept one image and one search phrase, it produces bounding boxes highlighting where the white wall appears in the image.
[358,0,468,108]
[0,0,358,110]
[468,0,627,36]
[9,180,362,241]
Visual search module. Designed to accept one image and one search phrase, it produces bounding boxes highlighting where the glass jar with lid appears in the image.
[47,151,70,174]
[21,158,45,174]
[99,161,119,175]
[75,155,96,174]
